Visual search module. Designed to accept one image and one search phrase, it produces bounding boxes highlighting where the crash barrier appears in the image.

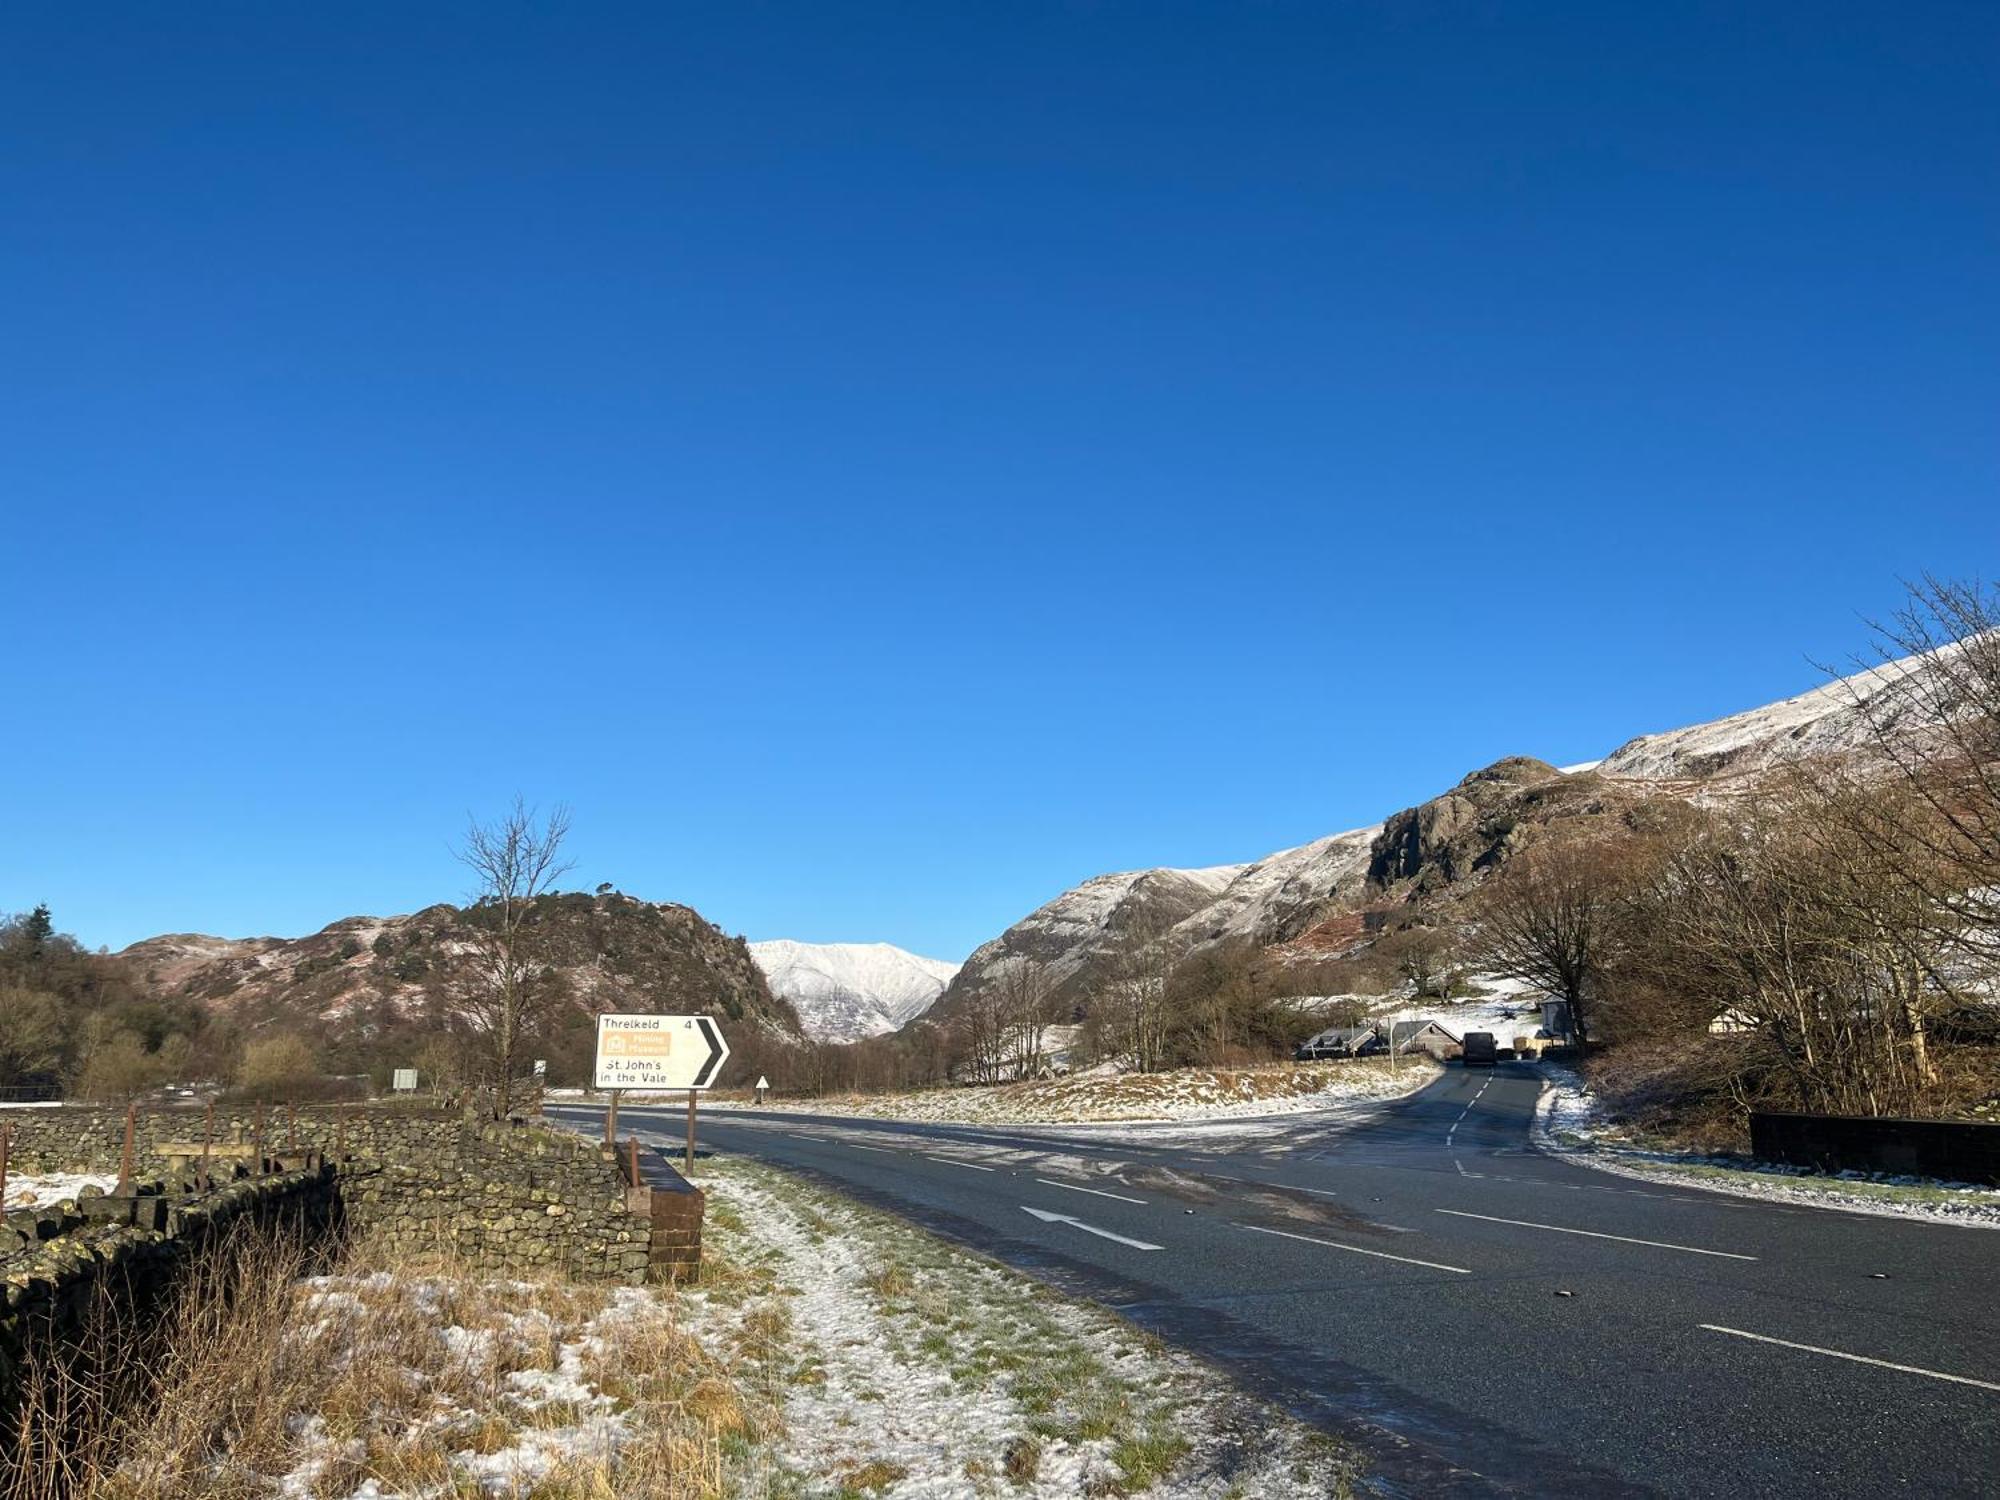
[1749,1110,2000,1187]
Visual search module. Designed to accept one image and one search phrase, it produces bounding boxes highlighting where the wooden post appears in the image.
[626,1135,639,1187]
[685,1089,697,1176]
[118,1102,137,1196]
[201,1102,214,1191]
[287,1102,298,1158]
[254,1103,267,1175]
[336,1105,348,1162]
[605,1089,620,1147]
[0,1124,11,1213]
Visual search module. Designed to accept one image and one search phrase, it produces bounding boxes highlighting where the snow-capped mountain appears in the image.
[749,940,961,1043]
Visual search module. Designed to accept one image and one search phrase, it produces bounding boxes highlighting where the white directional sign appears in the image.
[593,1014,730,1091]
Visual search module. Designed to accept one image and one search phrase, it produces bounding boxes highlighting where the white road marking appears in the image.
[1699,1325,2000,1393]
[783,1133,832,1143]
[1445,1076,1493,1145]
[846,1143,896,1154]
[1435,1209,1756,1260]
[1240,1223,1471,1274]
[1035,1178,1147,1204]
[1021,1205,1163,1251]
[925,1155,997,1172]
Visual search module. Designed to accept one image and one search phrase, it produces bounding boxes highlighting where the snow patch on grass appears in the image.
[690,1154,1362,1497]
[1531,1063,2000,1228]
[707,1057,1439,1126]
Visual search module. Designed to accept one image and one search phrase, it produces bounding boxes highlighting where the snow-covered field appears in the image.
[1532,1064,2000,1228]
[704,1057,1440,1126]
[3,1171,117,1211]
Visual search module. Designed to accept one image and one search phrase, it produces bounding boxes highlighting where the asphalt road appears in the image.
[553,1067,2000,1498]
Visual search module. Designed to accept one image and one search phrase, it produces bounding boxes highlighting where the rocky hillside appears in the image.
[1592,651,1938,783]
[930,865,1242,1019]
[120,892,804,1080]
[748,940,960,1043]
[923,655,1920,1027]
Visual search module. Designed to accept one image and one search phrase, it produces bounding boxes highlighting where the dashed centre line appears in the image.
[1699,1325,2000,1392]
[1436,1209,1756,1260]
[1034,1178,1147,1204]
[1240,1222,1471,1274]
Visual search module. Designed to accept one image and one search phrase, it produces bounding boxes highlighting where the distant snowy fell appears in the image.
[749,939,961,1043]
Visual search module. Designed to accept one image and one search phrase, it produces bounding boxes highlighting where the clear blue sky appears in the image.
[4,3,1994,961]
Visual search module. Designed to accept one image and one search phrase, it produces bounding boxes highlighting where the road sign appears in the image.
[392,1068,418,1092]
[593,1014,730,1091]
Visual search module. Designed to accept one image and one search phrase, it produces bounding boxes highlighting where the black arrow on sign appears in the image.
[691,1016,727,1088]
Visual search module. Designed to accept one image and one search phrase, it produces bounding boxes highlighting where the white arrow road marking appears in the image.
[1020,1206,1163,1251]
[846,1143,896,1154]
[1436,1209,1757,1260]
[1699,1325,2000,1392]
[1034,1178,1146,1204]
[925,1155,996,1171]
[1241,1223,1471,1274]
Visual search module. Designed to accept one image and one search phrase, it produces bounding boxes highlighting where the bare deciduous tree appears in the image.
[455,798,573,1118]
[1475,839,1626,1052]
[1825,574,2000,971]
[1623,787,1960,1118]
[1097,913,1182,1074]
[1378,923,1464,1001]
[997,959,1060,1080]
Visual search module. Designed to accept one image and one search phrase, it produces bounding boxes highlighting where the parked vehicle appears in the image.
[1462,1031,1498,1067]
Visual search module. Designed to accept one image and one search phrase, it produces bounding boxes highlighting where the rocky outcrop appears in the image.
[1366,757,1567,892]
[929,865,1243,1021]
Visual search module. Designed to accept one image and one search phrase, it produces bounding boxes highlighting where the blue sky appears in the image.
[3,3,1994,961]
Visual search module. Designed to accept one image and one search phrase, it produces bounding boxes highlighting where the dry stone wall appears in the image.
[0,1103,698,1284]
[0,1164,338,1424]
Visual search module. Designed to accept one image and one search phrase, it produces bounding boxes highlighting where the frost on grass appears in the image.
[1532,1063,2000,1228]
[26,1243,735,1500]
[18,1176,1356,1499]
[688,1156,1361,1498]
[707,1058,1437,1127]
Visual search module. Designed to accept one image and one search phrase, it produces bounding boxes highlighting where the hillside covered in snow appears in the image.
[749,939,961,1043]
[922,653,1933,1032]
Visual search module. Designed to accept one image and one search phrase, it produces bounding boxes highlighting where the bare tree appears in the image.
[1474,839,1626,1052]
[997,959,1060,1079]
[455,798,574,1118]
[1823,575,2000,971]
[1378,923,1464,1002]
[1625,788,1959,1117]
[1098,913,1183,1073]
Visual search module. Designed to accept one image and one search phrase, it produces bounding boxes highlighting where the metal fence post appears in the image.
[201,1101,214,1191]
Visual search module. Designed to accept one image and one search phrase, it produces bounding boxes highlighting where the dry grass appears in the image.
[0,1229,737,1500]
